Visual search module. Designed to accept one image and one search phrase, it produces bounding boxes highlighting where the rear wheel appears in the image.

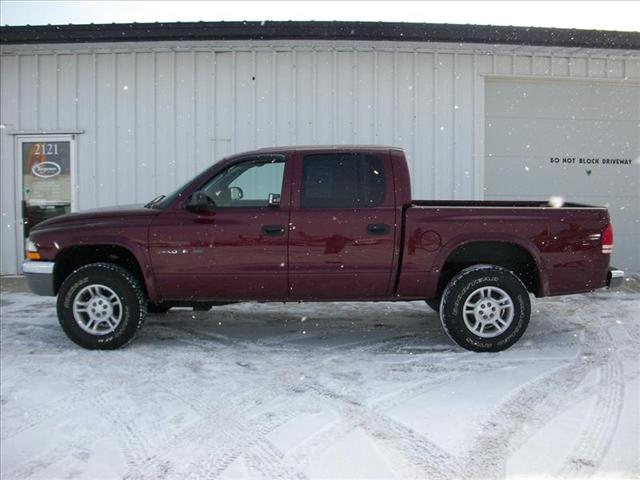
[57,263,147,349]
[439,265,530,352]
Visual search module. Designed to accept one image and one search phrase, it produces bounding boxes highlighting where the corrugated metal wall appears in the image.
[2,41,639,274]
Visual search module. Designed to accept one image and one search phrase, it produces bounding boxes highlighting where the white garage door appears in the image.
[485,77,640,272]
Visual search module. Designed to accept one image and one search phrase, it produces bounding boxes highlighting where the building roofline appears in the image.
[1,21,639,50]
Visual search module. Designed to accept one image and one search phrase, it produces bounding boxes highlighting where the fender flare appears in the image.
[432,234,548,297]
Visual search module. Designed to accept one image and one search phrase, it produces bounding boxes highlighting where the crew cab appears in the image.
[23,146,624,352]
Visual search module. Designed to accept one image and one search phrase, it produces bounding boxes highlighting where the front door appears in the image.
[149,155,290,301]
[288,151,398,300]
[19,135,75,252]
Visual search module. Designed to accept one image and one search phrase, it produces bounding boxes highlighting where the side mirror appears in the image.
[229,186,244,201]
[268,193,281,208]
[186,191,214,212]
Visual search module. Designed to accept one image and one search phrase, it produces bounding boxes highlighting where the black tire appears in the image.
[425,298,441,313]
[57,262,147,349]
[439,265,530,352]
[147,302,171,314]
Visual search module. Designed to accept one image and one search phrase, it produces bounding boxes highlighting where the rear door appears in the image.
[288,150,397,300]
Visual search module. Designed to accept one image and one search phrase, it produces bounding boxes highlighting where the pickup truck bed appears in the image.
[400,201,611,299]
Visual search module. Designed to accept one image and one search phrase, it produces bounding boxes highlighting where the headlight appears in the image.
[26,239,38,252]
[26,239,41,260]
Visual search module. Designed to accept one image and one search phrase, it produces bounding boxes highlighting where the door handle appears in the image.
[261,225,285,236]
[367,224,390,235]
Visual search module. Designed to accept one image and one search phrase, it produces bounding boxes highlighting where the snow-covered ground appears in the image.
[1,279,638,480]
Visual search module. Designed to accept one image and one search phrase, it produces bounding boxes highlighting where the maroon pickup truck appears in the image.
[23,146,623,352]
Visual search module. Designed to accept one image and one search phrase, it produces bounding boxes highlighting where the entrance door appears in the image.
[18,135,75,249]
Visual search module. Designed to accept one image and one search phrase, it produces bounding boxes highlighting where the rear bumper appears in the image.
[22,261,55,296]
[607,268,624,289]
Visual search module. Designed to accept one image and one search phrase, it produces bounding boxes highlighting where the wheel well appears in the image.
[54,245,145,295]
[437,242,540,297]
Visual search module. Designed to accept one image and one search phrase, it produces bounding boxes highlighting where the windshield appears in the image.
[146,177,196,210]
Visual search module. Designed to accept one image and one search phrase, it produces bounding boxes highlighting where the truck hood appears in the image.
[32,204,161,231]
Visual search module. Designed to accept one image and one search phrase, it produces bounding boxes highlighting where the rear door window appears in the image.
[300,153,386,208]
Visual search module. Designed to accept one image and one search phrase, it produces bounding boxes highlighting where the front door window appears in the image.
[201,157,285,208]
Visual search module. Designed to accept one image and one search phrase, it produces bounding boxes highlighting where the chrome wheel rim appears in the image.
[72,284,123,335]
[462,286,514,338]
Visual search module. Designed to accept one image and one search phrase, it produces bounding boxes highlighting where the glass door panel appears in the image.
[21,139,72,240]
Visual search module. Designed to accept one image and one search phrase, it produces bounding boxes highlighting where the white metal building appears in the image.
[1,21,639,275]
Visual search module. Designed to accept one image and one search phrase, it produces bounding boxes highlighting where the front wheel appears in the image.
[57,263,147,349]
[439,265,530,352]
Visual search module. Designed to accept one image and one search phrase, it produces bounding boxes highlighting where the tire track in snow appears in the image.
[241,437,308,480]
[122,363,306,480]
[1,378,122,440]
[293,380,466,480]
[462,359,593,478]
[368,364,488,413]
[78,347,268,479]
[145,324,232,350]
[462,314,623,479]
[558,358,625,477]
[3,290,637,479]
[121,386,269,479]
[91,390,156,470]
[4,436,91,480]
[179,407,303,480]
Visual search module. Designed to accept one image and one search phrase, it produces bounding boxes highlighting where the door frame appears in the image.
[15,134,77,267]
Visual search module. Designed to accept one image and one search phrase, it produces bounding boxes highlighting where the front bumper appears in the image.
[22,261,55,296]
[607,268,624,289]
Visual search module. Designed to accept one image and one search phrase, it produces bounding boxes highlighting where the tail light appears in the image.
[602,223,613,255]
